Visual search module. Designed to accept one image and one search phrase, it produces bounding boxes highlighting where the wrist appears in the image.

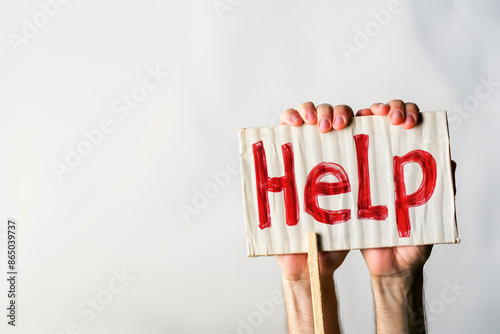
[281,271,335,296]
[282,275,311,291]
[371,269,423,293]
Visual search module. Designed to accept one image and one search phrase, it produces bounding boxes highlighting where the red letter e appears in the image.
[304,162,351,224]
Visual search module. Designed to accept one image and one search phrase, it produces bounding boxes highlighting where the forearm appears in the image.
[282,278,314,333]
[282,273,341,334]
[371,270,426,334]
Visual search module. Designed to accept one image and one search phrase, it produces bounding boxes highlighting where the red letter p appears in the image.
[393,150,437,238]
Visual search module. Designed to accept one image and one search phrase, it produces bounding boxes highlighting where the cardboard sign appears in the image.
[238,111,459,256]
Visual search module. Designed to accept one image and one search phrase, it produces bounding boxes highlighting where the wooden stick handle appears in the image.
[308,232,325,334]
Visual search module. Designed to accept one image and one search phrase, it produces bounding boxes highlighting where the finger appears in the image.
[280,108,303,126]
[297,101,317,125]
[332,105,354,130]
[401,102,420,129]
[387,99,406,125]
[316,103,334,133]
[369,103,390,116]
[356,108,374,116]
[451,160,457,195]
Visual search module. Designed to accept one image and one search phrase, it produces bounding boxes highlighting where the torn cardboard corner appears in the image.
[238,111,459,257]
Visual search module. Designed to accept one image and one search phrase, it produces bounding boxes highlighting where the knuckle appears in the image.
[317,103,333,110]
[297,102,308,110]
[389,99,405,106]
[405,102,420,112]
[339,105,353,113]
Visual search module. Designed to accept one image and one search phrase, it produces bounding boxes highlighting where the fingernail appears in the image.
[378,103,386,108]
[391,109,404,120]
[319,118,330,130]
[334,116,344,126]
[291,115,300,123]
[405,113,415,124]
[307,110,316,120]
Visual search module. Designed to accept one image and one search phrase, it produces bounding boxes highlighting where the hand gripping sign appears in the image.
[238,111,459,256]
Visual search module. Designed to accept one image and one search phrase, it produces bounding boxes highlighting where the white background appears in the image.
[1,0,499,333]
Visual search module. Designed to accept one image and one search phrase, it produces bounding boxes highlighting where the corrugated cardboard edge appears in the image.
[238,128,257,257]
[442,110,461,245]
